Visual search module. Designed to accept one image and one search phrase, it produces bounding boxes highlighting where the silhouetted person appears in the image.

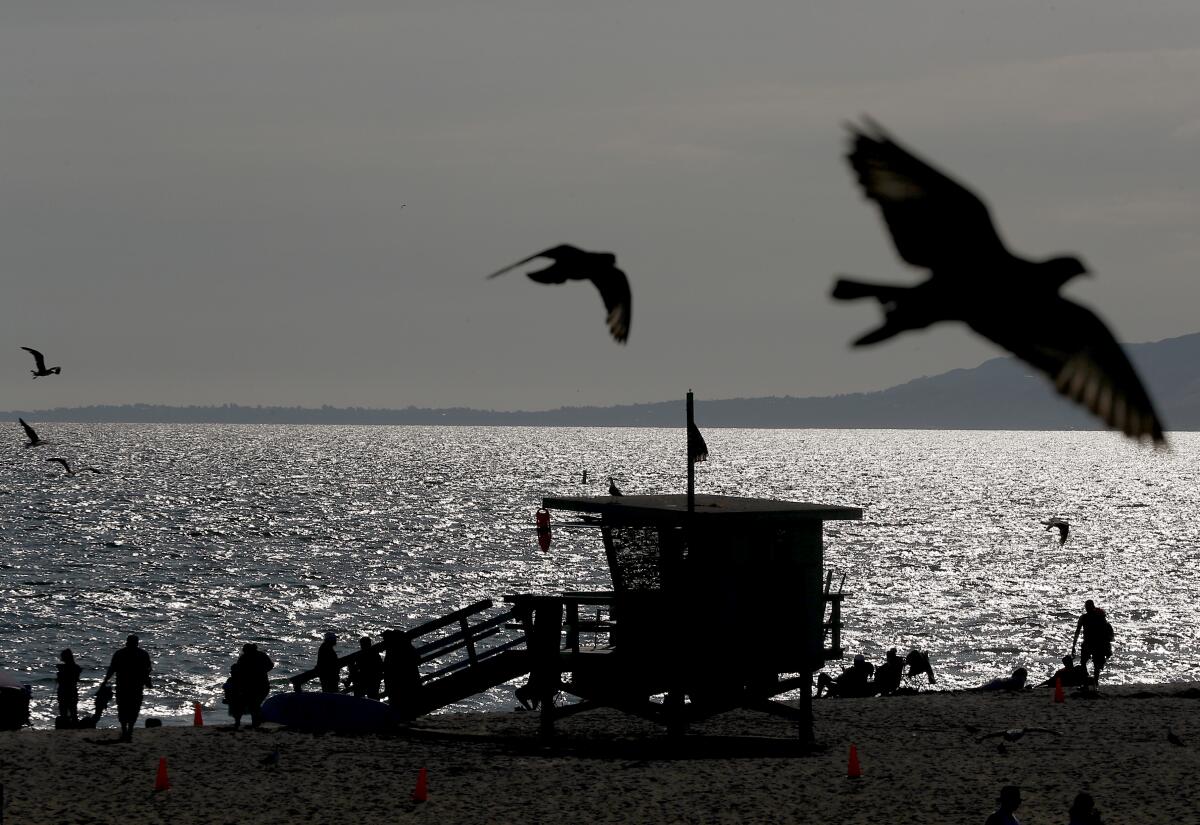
[1069,791,1103,825]
[223,661,247,730]
[382,629,422,718]
[103,634,152,742]
[832,119,1165,445]
[236,643,274,727]
[487,244,632,343]
[904,648,936,685]
[1043,517,1070,545]
[1038,654,1089,688]
[581,469,588,484]
[815,653,874,698]
[608,477,622,496]
[980,667,1028,692]
[1072,599,1113,690]
[20,347,61,378]
[317,633,340,693]
[871,647,905,695]
[346,637,383,699]
[55,649,82,726]
[984,785,1022,825]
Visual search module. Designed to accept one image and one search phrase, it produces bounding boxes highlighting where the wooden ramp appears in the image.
[289,599,532,719]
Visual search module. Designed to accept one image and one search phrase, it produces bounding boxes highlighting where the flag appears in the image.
[688,420,708,463]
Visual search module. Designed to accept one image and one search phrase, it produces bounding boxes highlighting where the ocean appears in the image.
[2,424,1197,726]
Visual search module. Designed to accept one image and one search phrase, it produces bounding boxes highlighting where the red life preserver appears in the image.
[535,507,551,530]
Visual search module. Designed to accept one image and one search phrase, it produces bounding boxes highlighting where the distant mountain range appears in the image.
[7,332,1200,430]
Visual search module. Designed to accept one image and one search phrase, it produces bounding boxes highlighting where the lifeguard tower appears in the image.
[507,491,860,741]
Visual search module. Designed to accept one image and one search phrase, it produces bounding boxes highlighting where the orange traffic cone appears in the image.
[411,767,428,802]
[193,702,204,726]
[154,757,171,791]
[847,743,862,779]
[1054,676,1065,704]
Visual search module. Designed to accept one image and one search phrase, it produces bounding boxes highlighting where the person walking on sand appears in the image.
[317,633,341,693]
[55,648,82,726]
[1071,599,1113,691]
[382,629,422,718]
[103,634,152,742]
[984,785,1022,825]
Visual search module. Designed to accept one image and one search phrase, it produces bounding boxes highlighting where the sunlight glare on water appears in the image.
[2,424,1198,725]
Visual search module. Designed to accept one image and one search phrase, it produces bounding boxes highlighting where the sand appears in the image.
[0,683,1197,824]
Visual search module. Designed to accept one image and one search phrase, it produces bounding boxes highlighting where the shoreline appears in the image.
[1,682,1197,824]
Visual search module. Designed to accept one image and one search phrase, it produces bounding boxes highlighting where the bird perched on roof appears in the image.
[18,418,43,447]
[831,118,1165,445]
[20,347,61,379]
[1042,517,1070,545]
[608,477,622,497]
[46,458,103,477]
[487,244,631,343]
[977,727,1060,744]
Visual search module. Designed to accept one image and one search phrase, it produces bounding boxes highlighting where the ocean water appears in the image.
[2,424,1197,727]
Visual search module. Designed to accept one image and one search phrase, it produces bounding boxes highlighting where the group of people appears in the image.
[985,785,1103,825]
[815,647,936,698]
[54,635,152,741]
[314,631,422,712]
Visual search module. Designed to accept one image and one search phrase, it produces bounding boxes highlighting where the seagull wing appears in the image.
[485,245,579,279]
[46,457,70,472]
[588,266,632,343]
[977,731,1007,741]
[975,298,1165,444]
[21,347,47,371]
[82,467,104,474]
[846,120,1009,272]
[18,418,39,443]
[1024,727,1061,736]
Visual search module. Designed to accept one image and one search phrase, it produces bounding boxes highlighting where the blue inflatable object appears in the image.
[261,691,399,734]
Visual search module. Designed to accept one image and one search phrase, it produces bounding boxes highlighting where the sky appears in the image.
[3,1,1200,411]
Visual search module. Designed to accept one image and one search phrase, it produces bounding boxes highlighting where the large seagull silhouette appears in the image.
[831,119,1165,445]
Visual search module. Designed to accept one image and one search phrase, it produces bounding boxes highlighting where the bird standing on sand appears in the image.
[20,347,61,379]
[832,119,1164,445]
[19,418,43,447]
[608,477,622,496]
[46,458,102,477]
[1042,517,1070,545]
[977,727,1060,744]
[487,244,632,343]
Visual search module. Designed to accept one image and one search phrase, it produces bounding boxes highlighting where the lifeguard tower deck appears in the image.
[285,492,859,742]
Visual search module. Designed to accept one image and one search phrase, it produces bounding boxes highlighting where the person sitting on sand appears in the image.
[871,648,905,695]
[904,649,936,686]
[1037,655,1089,689]
[1068,791,1103,825]
[984,785,1022,825]
[815,653,875,698]
[317,633,340,693]
[979,667,1028,692]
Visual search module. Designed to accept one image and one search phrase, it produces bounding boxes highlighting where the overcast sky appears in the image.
[3,1,1199,411]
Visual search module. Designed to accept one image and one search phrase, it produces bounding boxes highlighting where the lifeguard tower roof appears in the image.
[543,494,862,525]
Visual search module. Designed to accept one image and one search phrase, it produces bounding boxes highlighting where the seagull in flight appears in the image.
[831,119,1165,445]
[977,727,1060,744]
[1042,517,1070,545]
[608,477,623,497]
[18,418,44,447]
[21,347,61,379]
[487,244,632,343]
[46,458,102,477]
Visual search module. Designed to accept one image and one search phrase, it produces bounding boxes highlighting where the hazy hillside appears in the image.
[7,332,1200,430]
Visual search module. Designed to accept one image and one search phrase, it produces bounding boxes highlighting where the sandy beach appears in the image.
[0,683,1196,824]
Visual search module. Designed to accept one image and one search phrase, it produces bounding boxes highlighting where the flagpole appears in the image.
[686,389,695,513]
